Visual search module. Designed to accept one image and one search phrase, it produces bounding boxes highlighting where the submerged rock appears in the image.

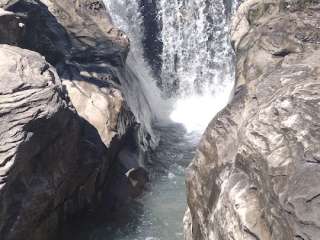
[184,0,320,239]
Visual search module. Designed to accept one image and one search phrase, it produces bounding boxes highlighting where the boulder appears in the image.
[184,1,320,239]
[0,0,139,146]
[0,44,82,240]
[0,42,143,240]
[0,1,155,239]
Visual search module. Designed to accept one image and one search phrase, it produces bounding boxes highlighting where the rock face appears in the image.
[0,0,155,147]
[184,0,320,239]
[0,1,155,240]
[0,9,24,45]
[0,45,82,240]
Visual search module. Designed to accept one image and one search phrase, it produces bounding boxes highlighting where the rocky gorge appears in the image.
[0,0,320,240]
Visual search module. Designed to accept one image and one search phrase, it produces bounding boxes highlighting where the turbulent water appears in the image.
[80,0,239,239]
[104,0,237,132]
[104,0,170,121]
[159,0,234,94]
[159,0,237,131]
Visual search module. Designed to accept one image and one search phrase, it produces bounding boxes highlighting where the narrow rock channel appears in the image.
[64,124,200,240]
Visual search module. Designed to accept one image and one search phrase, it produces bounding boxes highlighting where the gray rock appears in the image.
[0,0,155,149]
[0,38,141,240]
[0,1,155,239]
[0,44,81,240]
[184,1,320,239]
[0,0,129,66]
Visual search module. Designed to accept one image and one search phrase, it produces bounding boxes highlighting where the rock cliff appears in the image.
[0,1,154,239]
[184,0,320,239]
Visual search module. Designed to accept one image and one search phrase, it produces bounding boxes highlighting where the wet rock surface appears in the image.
[184,0,320,239]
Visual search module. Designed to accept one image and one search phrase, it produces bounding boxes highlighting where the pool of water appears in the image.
[67,123,200,240]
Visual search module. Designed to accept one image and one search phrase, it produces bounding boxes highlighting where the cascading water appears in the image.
[70,0,238,239]
[103,0,170,120]
[160,0,233,93]
[104,0,237,132]
[159,0,237,131]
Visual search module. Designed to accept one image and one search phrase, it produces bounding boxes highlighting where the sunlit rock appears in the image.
[184,0,320,239]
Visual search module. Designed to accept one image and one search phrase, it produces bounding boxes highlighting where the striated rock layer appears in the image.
[184,0,320,239]
[0,0,156,148]
[0,45,83,240]
[0,1,155,240]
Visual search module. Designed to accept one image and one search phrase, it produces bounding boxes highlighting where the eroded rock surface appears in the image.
[184,1,320,239]
[0,0,154,147]
[0,1,155,240]
[0,45,82,240]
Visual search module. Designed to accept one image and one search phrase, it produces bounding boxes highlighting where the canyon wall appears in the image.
[184,0,320,239]
[0,1,154,239]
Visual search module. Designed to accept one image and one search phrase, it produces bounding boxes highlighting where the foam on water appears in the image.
[158,0,236,132]
[170,81,234,132]
[104,0,239,133]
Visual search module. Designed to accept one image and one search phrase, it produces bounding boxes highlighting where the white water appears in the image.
[159,0,236,132]
[159,0,234,93]
[103,0,171,122]
[170,87,233,132]
[104,0,236,133]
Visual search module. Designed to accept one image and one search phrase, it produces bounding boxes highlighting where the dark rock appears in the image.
[126,167,148,197]
[0,0,129,67]
[0,0,156,149]
[0,9,25,45]
[0,44,81,240]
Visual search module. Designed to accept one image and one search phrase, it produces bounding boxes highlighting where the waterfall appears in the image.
[103,0,170,150]
[103,0,169,116]
[69,2,241,238]
[104,0,238,132]
[159,0,238,131]
[160,0,232,94]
